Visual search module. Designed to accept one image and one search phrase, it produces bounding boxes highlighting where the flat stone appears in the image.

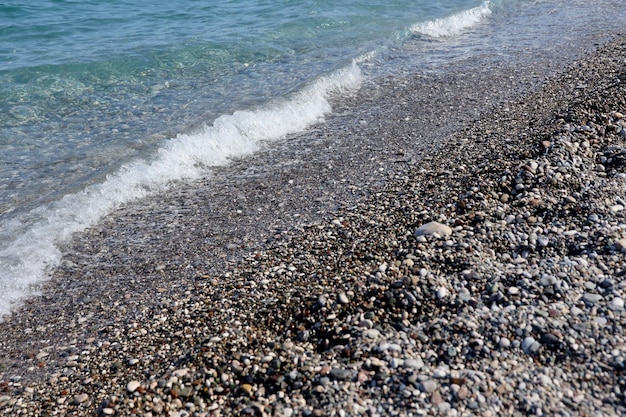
[403,358,424,370]
[329,368,351,381]
[73,393,89,404]
[540,333,561,345]
[172,368,189,377]
[415,221,452,237]
[582,293,603,304]
[537,236,550,247]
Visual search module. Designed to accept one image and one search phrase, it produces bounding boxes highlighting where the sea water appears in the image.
[0,0,624,316]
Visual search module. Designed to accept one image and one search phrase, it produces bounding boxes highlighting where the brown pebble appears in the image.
[431,390,444,405]
[457,385,470,400]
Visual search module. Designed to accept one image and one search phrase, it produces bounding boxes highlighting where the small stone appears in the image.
[431,390,444,405]
[369,357,387,369]
[329,368,351,381]
[594,317,608,326]
[540,333,561,346]
[614,112,624,119]
[616,239,626,252]
[421,379,438,393]
[415,221,452,237]
[457,385,470,400]
[73,393,89,404]
[582,293,603,304]
[102,408,115,415]
[241,384,253,395]
[126,380,141,393]
[458,288,471,302]
[358,319,373,329]
[499,337,511,349]
[436,287,448,299]
[338,293,349,304]
[611,297,624,310]
[403,358,424,370]
[522,337,540,354]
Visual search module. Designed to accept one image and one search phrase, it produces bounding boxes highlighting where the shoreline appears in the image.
[1,33,626,416]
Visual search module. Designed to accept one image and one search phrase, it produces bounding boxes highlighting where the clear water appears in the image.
[0,0,624,315]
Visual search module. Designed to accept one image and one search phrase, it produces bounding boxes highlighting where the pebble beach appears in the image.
[1,32,626,416]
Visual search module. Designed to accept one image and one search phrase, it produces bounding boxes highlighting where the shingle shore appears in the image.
[1,34,626,416]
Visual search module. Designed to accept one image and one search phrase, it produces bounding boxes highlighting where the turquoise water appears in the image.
[0,0,486,215]
[0,0,624,315]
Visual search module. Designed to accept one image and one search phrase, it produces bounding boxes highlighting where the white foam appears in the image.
[0,62,362,318]
[411,2,492,38]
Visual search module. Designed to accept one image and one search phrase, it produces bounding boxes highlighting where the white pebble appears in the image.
[611,297,624,310]
[415,221,452,237]
[522,337,538,354]
[126,380,141,393]
[338,292,350,304]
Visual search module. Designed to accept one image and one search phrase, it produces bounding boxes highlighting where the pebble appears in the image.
[436,287,449,299]
[126,380,141,393]
[611,297,625,310]
[616,238,626,252]
[73,393,89,404]
[338,292,350,304]
[403,358,424,370]
[537,236,550,247]
[582,293,603,304]
[499,337,511,348]
[415,221,453,237]
[420,380,438,393]
[329,368,351,381]
[522,337,540,354]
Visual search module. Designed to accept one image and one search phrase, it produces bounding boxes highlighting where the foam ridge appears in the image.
[0,62,363,318]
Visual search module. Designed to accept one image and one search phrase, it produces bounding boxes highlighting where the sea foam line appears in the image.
[410,1,492,38]
[0,62,363,318]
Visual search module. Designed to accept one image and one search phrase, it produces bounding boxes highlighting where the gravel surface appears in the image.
[1,33,626,417]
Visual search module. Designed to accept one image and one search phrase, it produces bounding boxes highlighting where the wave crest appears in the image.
[411,1,492,38]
